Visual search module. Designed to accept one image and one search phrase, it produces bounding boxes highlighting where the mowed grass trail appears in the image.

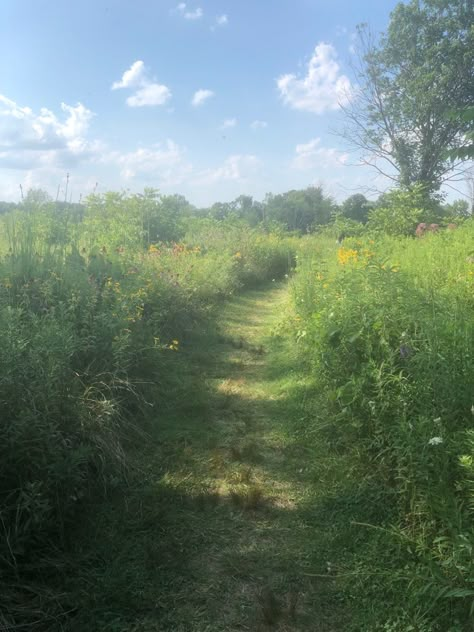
[68,284,350,631]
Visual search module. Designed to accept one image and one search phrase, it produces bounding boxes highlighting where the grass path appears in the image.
[70,284,349,631]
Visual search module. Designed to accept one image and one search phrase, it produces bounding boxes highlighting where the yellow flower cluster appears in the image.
[337,247,359,266]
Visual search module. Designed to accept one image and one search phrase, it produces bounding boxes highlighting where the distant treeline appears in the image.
[0,185,471,240]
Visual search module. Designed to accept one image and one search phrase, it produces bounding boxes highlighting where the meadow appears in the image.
[0,190,473,631]
[290,225,474,630]
[0,192,296,629]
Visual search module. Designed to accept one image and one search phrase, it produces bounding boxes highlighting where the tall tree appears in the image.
[340,193,372,223]
[264,187,335,232]
[341,0,474,193]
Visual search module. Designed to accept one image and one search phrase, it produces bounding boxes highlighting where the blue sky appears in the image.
[0,0,403,206]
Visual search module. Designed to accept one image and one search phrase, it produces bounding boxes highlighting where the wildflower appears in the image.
[428,436,443,446]
[337,247,358,266]
[234,251,242,259]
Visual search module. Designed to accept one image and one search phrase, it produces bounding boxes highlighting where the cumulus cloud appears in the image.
[176,3,203,20]
[250,120,268,130]
[111,60,171,107]
[113,140,191,185]
[277,43,352,114]
[126,84,171,107]
[0,94,99,170]
[111,60,146,90]
[191,89,214,107]
[194,154,261,186]
[292,137,349,170]
[220,118,237,129]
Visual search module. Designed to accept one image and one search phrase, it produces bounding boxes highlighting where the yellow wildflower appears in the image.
[337,247,358,265]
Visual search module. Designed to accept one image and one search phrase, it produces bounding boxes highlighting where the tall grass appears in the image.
[290,223,474,629]
[0,194,296,628]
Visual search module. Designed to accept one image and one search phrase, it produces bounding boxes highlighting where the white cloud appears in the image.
[194,154,261,186]
[113,140,191,186]
[112,60,171,107]
[250,120,268,130]
[177,3,203,20]
[216,14,228,26]
[277,42,352,114]
[292,137,349,170]
[111,60,146,90]
[220,118,237,129]
[0,94,99,170]
[191,89,214,107]
[126,84,171,107]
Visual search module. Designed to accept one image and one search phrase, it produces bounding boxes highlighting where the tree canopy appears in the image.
[342,0,474,193]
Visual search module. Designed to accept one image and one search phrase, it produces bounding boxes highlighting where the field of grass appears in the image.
[0,198,296,630]
[56,285,350,631]
[1,195,474,631]
[290,225,474,630]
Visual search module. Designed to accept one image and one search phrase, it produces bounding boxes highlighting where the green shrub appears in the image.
[367,184,442,236]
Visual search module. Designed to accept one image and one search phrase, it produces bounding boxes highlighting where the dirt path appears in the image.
[71,285,347,631]
[141,285,346,631]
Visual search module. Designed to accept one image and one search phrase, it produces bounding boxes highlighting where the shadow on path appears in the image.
[67,285,356,632]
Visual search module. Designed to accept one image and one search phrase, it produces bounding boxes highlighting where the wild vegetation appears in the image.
[1,0,473,630]
[290,225,474,630]
[0,191,296,629]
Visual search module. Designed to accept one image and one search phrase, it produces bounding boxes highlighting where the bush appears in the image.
[367,184,443,236]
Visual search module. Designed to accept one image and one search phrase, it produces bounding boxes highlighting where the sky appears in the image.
[0,0,405,207]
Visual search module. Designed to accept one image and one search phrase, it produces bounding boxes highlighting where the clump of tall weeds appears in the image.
[291,223,474,629]
[0,193,296,628]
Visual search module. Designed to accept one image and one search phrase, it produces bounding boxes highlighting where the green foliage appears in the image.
[263,186,336,233]
[443,199,471,223]
[345,0,474,191]
[367,185,440,236]
[83,188,188,251]
[447,106,474,161]
[290,222,474,628]
[0,191,295,628]
[340,193,372,223]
